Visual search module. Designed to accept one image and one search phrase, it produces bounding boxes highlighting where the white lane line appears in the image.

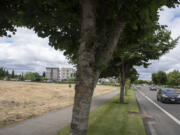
[137,90,180,126]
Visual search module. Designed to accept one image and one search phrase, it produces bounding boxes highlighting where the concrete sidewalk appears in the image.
[0,90,119,135]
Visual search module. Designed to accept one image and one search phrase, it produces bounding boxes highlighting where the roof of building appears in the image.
[46,67,59,69]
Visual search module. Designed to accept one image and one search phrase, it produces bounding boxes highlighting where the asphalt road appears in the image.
[0,90,119,135]
[134,85,180,135]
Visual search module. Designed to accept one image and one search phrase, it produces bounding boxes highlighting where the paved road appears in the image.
[135,85,180,135]
[0,90,119,135]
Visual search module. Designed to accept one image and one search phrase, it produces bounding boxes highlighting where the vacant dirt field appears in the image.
[0,81,118,127]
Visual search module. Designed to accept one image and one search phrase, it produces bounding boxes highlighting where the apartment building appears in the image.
[59,67,75,81]
[45,67,75,81]
[45,67,59,81]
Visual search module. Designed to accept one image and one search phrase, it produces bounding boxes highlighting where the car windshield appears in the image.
[163,89,176,94]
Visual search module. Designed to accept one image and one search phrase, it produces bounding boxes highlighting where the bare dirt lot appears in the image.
[0,81,118,127]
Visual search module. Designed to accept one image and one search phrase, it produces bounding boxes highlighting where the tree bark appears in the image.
[70,0,98,135]
[70,0,125,134]
[70,67,99,135]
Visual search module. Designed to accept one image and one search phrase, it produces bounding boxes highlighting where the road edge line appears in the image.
[137,90,180,126]
[134,91,152,135]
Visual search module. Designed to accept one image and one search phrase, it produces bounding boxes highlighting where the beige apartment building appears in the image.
[45,67,60,81]
[46,67,75,81]
[59,67,75,81]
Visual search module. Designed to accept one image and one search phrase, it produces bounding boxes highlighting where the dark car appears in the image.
[150,85,157,91]
[157,89,180,103]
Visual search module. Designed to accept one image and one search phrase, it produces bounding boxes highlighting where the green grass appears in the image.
[56,89,146,135]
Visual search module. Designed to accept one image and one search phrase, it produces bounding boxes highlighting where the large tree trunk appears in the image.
[70,0,125,134]
[120,64,126,104]
[70,0,98,135]
[70,65,100,135]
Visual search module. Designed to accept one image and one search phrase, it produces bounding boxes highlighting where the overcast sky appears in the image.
[0,28,71,74]
[0,6,180,78]
[136,6,180,80]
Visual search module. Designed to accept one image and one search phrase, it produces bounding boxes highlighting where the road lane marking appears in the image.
[137,90,180,126]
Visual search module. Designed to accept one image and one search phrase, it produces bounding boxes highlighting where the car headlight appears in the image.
[162,94,168,98]
[177,94,180,98]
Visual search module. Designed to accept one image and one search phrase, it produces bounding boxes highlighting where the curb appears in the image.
[134,89,152,135]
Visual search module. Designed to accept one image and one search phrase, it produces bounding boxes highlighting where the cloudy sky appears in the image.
[0,28,71,75]
[136,6,180,80]
[0,6,180,78]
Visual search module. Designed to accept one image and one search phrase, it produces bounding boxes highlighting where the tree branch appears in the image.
[96,17,125,68]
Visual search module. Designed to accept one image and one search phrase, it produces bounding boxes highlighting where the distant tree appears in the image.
[125,79,131,96]
[25,72,35,81]
[167,70,180,86]
[5,70,9,77]
[100,65,138,102]
[11,70,15,78]
[152,73,158,84]
[157,71,167,85]
[33,72,41,81]
[152,71,167,85]
[21,72,24,81]
[134,80,149,84]
[0,67,5,79]
[127,68,139,84]
[42,72,46,78]
[100,26,178,103]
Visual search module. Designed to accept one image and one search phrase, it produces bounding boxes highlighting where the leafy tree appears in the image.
[0,67,5,79]
[33,72,41,81]
[41,71,46,80]
[0,1,179,134]
[101,26,178,103]
[25,72,36,81]
[24,72,41,81]
[152,71,167,85]
[128,69,139,84]
[134,80,149,84]
[42,72,46,78]
[152,73,158,84]
[5,70,9,77]
[100,65,138,102]
[125,79,131,96]
[167,70,180,86]
[11,70,15,78]
[157,71,167,85]
[0,67,10,79]
[21,72,24,81]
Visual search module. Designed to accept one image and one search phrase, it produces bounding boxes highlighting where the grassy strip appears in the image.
[56,89,146,135]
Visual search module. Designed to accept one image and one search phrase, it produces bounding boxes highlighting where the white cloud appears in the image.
[0,27,71,74]
[137,6,180,80]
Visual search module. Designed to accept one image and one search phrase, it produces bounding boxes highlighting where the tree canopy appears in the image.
[0,67,9,79]
[1,0,179,66]
[167,70,180,86]
[152,70,180,86]
[152,70,167,85]
[1,0,180,135]
[24,72,41,81]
